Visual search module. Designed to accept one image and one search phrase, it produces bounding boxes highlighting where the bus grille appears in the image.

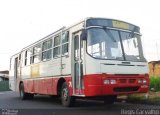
[113,87,139,92]
[129,79,136,83]
[119,79,136,84]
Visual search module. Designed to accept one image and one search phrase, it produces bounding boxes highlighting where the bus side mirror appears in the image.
[81,30,87,40]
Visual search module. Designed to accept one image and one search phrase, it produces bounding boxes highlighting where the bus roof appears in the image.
[12,17,140,55]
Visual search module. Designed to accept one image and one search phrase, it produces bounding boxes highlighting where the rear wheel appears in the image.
[104,95,117,105]
[61,82,75,107]
[19,83,34,100]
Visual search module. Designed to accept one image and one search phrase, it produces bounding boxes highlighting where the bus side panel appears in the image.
[40,59,61,77]
[23,77,67,95]
[22,76,73,95]
[23,80,34,93]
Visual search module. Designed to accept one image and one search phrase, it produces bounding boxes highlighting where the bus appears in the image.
[9,17,149,107]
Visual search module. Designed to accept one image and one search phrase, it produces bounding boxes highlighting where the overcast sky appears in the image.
[0,0,160,70]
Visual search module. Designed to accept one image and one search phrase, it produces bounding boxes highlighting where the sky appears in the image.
[0,0,160,70]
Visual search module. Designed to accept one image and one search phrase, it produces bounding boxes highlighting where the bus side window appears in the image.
[42,39,52,61]
[26,48,32,65]
[53,35,61,58]
[74,35,79,60]
[18,54,21,67]
[33,44,41,63]
[24,51,27,66]
[62,31,69,55]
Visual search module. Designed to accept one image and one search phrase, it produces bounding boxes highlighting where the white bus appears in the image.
[9,17,149,107]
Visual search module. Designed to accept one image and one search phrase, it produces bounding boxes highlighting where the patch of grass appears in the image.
[150,76,160,92]
[127,94,148,104]
[127,92,160,104]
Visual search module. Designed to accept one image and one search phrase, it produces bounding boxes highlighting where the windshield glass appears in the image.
[87,27,145,62]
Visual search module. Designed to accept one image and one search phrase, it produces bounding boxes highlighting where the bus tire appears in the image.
[61,82,74,107]
[28,93,34,99]
[104,95,117,105]
[19,83,28,100]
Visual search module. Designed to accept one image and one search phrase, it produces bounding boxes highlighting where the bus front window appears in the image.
[87,28,123,60]
[87,27,146,62]
[120,32,143,61]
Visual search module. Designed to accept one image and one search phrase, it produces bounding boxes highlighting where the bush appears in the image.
[150,76,160,92]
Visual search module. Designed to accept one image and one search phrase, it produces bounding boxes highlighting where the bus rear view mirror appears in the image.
[81,29,87,40]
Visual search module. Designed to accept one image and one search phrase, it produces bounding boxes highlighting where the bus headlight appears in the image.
[138,79,147,84]
[103,79,116,84]
[110,80,116,84]
[142,79,147,84]
[138,79,143,84]
[104,80,110,84]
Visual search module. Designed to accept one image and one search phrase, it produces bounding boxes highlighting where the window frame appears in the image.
[31,44,41,64]
[61,31,69,55]
[53,35,61,58]
[42,38,53,61]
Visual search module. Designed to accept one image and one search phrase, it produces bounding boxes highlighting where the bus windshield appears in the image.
[87,27,146,62]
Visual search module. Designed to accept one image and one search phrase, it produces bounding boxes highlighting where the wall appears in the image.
[149,61,160,77]
[0,80,10,91]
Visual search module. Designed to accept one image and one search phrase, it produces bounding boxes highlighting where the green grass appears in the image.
[127,93,160,104]
[150,76,160,91]
[127,94,147,103]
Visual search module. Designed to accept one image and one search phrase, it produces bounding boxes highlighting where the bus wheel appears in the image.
[19,83,28,100]
[104,95,117,105]
[61,82,74,107]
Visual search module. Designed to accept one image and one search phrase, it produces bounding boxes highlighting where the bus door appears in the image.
[72,31,84,95]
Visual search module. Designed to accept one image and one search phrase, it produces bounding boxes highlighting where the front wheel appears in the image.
[61,82,75,107]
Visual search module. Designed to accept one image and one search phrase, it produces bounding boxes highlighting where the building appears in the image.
[0,70,9,81]
[148,61,160,77]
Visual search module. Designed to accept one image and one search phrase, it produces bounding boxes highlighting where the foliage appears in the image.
[150,76,160,92]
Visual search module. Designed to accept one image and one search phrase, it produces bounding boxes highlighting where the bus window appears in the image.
[32,44,41,63]
[24,51,27,66]
[53,35,61,57]
[24,48,32,65]
[42,39,52,61]
[18,54,21,67]
[62,31,69,55]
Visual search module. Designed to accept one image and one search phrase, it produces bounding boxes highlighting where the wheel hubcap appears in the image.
[63,88,68,101]
[20,90,23,97]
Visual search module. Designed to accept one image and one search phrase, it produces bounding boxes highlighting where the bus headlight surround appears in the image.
[103,79,116,85]
[138,79,143,84]
[138,79,147,84]
[104,80,110,84]
[142,79,147,84]
[110,80,116,84]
